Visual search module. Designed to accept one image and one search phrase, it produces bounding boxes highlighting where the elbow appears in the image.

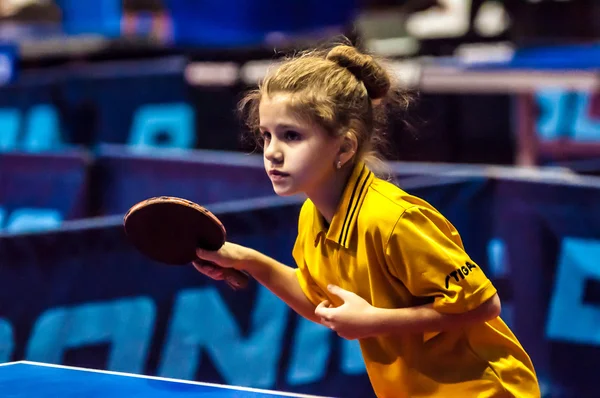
[484,293,502,320]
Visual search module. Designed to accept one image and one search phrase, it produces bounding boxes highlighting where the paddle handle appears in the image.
[202,262,250,290]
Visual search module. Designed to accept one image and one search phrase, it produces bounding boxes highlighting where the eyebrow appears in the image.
[258,123,300,131]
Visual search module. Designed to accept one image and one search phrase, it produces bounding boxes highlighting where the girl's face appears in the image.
[259,93,342,197]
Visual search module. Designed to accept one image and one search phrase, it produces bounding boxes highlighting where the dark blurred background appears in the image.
[0,0,597,166]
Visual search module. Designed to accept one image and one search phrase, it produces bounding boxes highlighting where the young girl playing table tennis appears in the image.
[193,42,540,398]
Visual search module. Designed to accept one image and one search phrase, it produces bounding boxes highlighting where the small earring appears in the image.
[336,161,342,169]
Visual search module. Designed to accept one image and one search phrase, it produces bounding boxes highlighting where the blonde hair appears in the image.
[238,42,412,179]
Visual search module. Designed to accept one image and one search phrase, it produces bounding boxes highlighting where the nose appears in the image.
[264,138,283,165]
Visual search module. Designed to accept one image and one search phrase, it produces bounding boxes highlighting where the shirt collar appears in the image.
[312,162,374,249]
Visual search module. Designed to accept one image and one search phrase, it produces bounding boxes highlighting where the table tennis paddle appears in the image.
[123,196,250,290]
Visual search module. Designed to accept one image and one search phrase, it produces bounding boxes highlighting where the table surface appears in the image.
[0,361,330,398]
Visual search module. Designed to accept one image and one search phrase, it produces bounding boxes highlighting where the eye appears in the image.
[261,131,272,142]
[284,130,301,141]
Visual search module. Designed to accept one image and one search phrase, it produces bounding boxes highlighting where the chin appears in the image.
[272,184,299,197]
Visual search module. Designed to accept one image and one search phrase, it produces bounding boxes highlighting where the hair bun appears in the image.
[326,45,391,100]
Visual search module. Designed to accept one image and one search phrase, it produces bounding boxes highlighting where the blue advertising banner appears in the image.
[0,151,90,232]
[494,177,600,398]
[0,56,188,151]
[0,197,374,397]
[0,44,17,86]
[95,145,274,216]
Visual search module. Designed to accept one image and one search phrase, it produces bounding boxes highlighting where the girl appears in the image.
[194,43,540,398]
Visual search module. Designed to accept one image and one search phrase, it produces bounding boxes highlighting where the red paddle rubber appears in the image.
[124,196,250,290]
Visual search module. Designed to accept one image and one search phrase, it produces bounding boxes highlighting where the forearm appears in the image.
[240,249,320,324]
[370,294,501,336]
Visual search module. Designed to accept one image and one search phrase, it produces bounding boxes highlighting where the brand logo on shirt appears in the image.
[445,261,478,289]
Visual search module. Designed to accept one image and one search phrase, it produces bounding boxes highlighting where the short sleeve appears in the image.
[385,206,497,314]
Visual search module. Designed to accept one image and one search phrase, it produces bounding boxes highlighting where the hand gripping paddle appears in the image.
[123,196,249,290]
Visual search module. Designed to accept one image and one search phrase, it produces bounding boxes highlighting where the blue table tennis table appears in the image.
[0,361,331,397]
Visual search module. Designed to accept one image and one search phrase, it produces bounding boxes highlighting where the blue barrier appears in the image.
[95,145,273,215]
[0,56,188,151]
[128,103,195,150]
[0,150,91,232]
[535,90,600,143]
[0,195,374,397]
[493,177,600,397]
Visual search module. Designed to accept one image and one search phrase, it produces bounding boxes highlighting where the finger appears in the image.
[195,268,225,280]
[315,301,333,319]
[201,263,225,279]
[315,300,330,311]
[192,261,225,280]
[320,319,335,330]
[196,248,218,261]
[327,284,355,301]
[192,259,213,272]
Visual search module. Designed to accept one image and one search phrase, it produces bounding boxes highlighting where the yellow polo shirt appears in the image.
[292,162,540,398]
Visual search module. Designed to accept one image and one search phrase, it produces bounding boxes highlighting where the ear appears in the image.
[337,132,358,168]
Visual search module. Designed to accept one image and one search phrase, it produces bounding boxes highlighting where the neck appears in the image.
[305,165,354,224]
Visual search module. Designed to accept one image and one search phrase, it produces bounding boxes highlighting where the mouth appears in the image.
[268,170,290,181]
[269,170,290,177]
